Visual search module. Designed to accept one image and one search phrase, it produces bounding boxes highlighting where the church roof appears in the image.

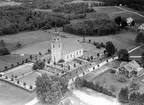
[61,39,83,55]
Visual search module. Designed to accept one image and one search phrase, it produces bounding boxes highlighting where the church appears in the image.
[51,35,84,63]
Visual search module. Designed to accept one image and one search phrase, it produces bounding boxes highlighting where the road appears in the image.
[115,6,144,18]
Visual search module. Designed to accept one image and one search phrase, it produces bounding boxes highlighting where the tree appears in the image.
[30,55,33,60]
[74,77,84,89]
[35,74,68,104]
[135,32,144,44]
[118,87,129,103]
[105,41,116,56]
[0,47,10,56]
[0,39,6,48]
[141,52,144,67]
[121,18,128,28]
[16,42,22,48]
[89,39,91,43]
[118,49,129,61]
[115,16,122,25]
[32,61,45,70]
[48,49,51,54]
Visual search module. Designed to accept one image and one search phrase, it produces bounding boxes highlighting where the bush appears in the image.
[17,80,19,84]
[58,59,65,63]
[14,75,17,78]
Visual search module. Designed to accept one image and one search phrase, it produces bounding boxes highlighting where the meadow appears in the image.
[93,6,144,23]
[0,80,36,105]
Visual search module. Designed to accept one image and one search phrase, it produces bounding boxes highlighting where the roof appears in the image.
[127,17,133,24]
[138,24,144,29]
[120,60,142,72]
[61,39,83,55]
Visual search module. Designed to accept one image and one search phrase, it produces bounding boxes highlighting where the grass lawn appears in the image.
[4,64,32,78]
[89,70,131,95]
[0,29,54,52]
[18,72,38,86]
[0,80,36,105]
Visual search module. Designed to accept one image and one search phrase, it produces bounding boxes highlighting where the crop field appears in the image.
[4,64,33,78]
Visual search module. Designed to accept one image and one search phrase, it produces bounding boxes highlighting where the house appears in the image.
[138,24,144,30]
[51,34,84,63]
[126,17,134,26]
[118,60,144,77]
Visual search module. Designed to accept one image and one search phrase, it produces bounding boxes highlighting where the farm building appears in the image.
[51,34,84,63]
[126,17,134,26]
[118,60,144,77]
[138,24,144,30]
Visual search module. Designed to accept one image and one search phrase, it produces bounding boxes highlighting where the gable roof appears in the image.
[120,60,141,72]
[61,39,84,55]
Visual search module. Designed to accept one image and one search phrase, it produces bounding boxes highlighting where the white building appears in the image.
[138,24,144,30]
[126,17,134,25]
[51,35,83,63]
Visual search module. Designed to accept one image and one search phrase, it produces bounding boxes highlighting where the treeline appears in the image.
[53,3,94,14]
[13,0,73,9]
[63,19,119,36]
[100,0,144,11]
[75,77,116,98]
[0,6,70,36]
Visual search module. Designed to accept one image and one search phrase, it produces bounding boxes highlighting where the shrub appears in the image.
[5,76,8,79]
[0,47,10,56]
[23,82,26,86]
[17,80,19,84]
[0,74,2,77]
[16,42,22,48]
[58,59,65,63]
[11,78,14,81]
[14,75,17,78]
[29,85,33,89]
[4,66,8,70]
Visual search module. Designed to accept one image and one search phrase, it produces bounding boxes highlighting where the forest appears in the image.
[63,19,119,36]
[0,6,70,36]
[53,3,94,14]
[100,0,144,11]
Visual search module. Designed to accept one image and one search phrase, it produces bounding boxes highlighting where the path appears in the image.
[115,6,144,18]
[25,45,142,105]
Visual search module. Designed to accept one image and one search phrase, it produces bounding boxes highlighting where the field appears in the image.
[0,80,36,105]
[130,45,144,56]
[0,54,30,71]
[93,6,144,23]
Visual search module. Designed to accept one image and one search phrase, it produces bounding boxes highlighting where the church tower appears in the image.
[51,34,62,63]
